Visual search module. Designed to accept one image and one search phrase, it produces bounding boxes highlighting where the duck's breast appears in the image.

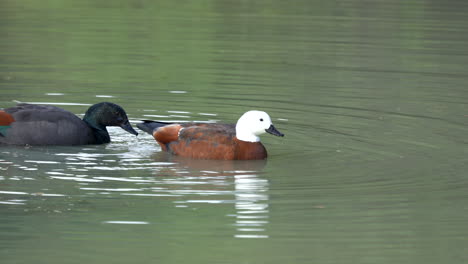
[233,138,268,160]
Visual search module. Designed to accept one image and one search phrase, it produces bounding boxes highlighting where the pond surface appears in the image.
[1,0,468,263]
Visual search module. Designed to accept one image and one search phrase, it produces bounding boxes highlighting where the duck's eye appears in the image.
[260,118,264,122]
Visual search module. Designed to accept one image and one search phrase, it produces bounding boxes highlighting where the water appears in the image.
[1,0,468,263]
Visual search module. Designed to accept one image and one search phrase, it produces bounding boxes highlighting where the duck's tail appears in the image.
[136,121,172,135]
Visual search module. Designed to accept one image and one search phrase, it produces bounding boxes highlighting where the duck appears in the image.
[0,102,138,145]
[137,110,284,160]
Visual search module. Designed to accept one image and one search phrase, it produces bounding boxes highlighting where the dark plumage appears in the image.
[0,102,138,146]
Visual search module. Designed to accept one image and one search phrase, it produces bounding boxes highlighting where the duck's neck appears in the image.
[83,118,110,144]
[235,131,260,142]
[235,120,261,143]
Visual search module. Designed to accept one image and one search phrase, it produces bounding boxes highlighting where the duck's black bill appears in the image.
[120,122,139,136]
[265,125,284,137]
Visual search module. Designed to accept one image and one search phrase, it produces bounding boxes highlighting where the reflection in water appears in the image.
[233,174,270,239]
[1,130,271,239]
[0,190,66,205]
[160,158,270,238]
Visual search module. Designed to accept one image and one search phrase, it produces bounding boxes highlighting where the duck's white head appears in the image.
[235,110,284,142]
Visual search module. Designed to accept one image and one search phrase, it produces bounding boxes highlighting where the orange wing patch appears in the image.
[153,124,183,151]
[0,111,15,126]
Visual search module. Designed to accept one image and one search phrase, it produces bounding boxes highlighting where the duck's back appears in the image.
[0,104,95,145]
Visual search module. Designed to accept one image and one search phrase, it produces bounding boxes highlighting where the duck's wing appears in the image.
[0,104,93,145]
[163,124,238,159]
[148,122,235,145]
[178,123,236,143]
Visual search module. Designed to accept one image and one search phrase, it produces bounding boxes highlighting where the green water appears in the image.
[1,1,468,263]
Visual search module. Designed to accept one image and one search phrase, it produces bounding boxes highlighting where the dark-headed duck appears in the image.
[0,102,138,145]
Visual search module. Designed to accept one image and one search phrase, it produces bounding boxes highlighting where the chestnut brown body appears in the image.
[137,110,284,160]
[139,122,268,160]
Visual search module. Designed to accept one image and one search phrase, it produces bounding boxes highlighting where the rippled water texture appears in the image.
[1,1,468,263]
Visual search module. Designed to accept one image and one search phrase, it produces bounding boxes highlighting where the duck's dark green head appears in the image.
[83,102,138,136]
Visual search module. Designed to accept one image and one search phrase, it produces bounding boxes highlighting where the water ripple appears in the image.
[0,116,272,240]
